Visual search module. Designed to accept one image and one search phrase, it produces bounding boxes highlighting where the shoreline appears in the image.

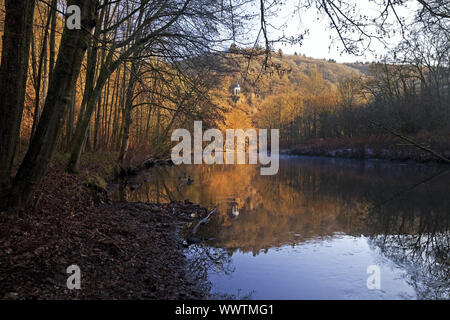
[2,148,447,300]
[0,157,210,300]
[283,147,450,165]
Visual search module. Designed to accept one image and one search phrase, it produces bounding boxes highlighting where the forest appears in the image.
[0,0,449,211]
[0,0,449,301]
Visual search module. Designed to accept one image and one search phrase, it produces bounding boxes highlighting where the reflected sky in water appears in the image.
[113,156,450,299]
[207,236,416,299]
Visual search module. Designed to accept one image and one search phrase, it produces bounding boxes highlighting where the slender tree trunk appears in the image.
[49,0,57,84]
[144,106,153,144]
[115,66,128,150]
[66,85,76,149]
[107,69,120,148]
[93,97,102,150]
[75,2,105,134]
[0,0,36,194]
[67,67,110,173]
[103,77,111,147]
[5,0,99,210]
[118,106,133,163]
[31,6,52,141]
[68,2,158,172]
[118,63,139,163]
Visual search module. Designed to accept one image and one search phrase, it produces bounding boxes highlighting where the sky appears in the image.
[266,0,419,63]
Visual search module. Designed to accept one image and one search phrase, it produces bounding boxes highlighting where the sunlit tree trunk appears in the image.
[5,0,99,210]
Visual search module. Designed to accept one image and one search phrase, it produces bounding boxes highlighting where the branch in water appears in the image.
[192,207,217,236]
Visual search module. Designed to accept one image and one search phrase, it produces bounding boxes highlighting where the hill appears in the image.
[201,50,368,131]
[214,51,366,99]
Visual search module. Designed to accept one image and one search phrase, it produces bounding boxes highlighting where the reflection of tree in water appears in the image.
[366,196,450,299]
[370,233,449,299]
[185,245,234,290]
[115,159,449,298]
[185,244,255,299]
[115,165,187,203]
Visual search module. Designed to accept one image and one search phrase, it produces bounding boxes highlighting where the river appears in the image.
[112,156,450,300]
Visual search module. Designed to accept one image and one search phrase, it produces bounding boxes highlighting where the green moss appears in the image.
[52,153,70,161]
[79,152,121,179]
[86,174,107,191]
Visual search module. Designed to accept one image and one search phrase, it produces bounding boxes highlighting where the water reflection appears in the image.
[112,156,449,299]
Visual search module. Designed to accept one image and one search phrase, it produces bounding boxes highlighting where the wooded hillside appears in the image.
[0,0,449,211]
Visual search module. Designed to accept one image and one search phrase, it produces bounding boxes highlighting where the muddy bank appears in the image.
[0,159,210,300]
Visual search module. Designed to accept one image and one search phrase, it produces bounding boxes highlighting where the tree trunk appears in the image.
[0,0,36,194]
[48,0,57,84]
[68,2,156,172]
[66,85,76,149]
[5,0,99,210]
[118,63,139,163]
[31,4,52,141]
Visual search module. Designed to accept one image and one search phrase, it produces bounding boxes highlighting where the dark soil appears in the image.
[0,160,209,300]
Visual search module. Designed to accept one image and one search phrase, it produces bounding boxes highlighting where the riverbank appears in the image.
[285,135,450,163]
[0,155,209,299]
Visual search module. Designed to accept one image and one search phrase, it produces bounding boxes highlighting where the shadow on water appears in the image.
[112,156,449,299]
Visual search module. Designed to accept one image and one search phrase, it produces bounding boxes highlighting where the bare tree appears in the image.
[4,0,99,210]
[0,0,36,194]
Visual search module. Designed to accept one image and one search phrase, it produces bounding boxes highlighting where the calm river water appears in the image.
[113,156,449,300]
